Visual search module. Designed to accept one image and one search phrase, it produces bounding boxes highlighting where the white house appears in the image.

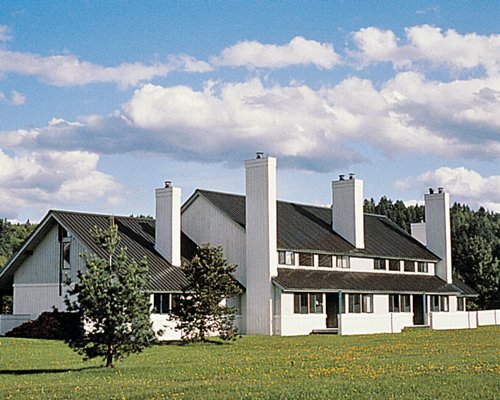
[1,154,490,338]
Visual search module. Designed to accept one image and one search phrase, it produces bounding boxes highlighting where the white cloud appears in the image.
[0,25,11,42]
[0,49,175,87]
[2,72,499,171]
[352,25,500,76]
[212,36,340,69]
[168,54,213,73]
[397,167,500,212]
[0,149,123,219]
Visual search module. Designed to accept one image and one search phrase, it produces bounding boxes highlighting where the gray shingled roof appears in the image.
[195,189,439,261]
[273,267,475,296]
[0,210,194,292]
[52,211,194,292]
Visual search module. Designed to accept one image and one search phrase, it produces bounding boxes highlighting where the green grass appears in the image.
[0,327,498,399]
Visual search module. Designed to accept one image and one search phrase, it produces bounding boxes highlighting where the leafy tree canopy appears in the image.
[65,218,155,367]
[173,244,243,342]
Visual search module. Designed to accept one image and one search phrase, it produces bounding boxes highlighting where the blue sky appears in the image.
[0,1,499,221]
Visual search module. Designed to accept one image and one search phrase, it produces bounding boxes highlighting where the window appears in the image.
[293,293,324,314]
[59,226,71,270]
[318,254,332,268]
[389,259,401,271]
[336,255,350,269]
[457,297,465,311]
[404,260,415,272]
[348,294,373,313]
[374,258,386,270]
[298,252,314,267]
[278,251,295,265]
[152,293,180,314]
[417,262,428,273]
[389,294,411,312]
[431,295,449,312]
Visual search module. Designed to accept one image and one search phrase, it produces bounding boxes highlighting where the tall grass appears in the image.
[0,326,498,399]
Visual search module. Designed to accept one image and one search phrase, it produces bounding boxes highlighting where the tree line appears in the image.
[0,219,37,267]
[365,197,500,309]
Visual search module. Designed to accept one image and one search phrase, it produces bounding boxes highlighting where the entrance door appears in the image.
[413,294,424,325]
[326,293,339,328]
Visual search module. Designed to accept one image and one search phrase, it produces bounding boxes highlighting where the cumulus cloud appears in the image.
[397,167,500,212]
[352,25,500,76]
[212,36,340,69]
[3,72,498,171]
[0,90,26,105]
[0,149,123,219]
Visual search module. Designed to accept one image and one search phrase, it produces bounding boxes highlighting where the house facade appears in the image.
[0,154,491,338]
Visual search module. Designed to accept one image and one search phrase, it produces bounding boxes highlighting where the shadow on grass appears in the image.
[157,338,236,346]
[0,366,102,375]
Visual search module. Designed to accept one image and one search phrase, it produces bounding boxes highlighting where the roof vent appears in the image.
[429,187,434,194]
[339,174,345,181]
[256,152,264,159]
[349,173,356,180]
[438,187,444,194]
[164,181,172,188]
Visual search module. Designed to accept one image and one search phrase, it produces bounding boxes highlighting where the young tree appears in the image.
[65,218,155,367]
[173,244,242,342]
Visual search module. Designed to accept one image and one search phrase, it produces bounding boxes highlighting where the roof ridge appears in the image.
[50,209,154,221]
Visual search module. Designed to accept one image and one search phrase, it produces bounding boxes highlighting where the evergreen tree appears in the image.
[65,218,155,367]
[173,244,242,342]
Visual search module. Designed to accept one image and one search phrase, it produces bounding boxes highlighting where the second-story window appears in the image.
[298,252,314,267]
[278,251,295,266]
[374,258,386,270]
[318,254,332,268]
[336,255,350,269]
[404,260,415,272]
[389,259,401,271]
[417,262,428,273]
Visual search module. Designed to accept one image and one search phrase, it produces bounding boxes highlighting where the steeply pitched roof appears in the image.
[194,189,439,261]
[0,210,195,292]
[274,267,476,296]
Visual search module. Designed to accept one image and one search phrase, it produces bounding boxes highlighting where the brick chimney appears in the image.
[245,153,277,335]
[332,173,365,248]
[155,181,181,267]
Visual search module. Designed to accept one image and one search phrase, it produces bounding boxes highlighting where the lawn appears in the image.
[0,326,498,399]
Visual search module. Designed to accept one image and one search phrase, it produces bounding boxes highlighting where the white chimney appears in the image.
[155,181,181,267]
[411,222,427,245]
[332,174,365,248]
[245,153,277,335]
[424,188,452,283]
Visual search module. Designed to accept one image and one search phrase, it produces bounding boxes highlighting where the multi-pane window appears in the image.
[153,293,180,314]
[318,254,332,268]
[374,258,386,270]
[278,251,295,266]
[388,259,401,271]
[404,260,415,272]
[389,294,411,312]
[431,295,449,312]
[457,297,465,311]
[298,252,314,267]
[417,262,428,273]
[59,226,71,270]
[348,294,373,313]
[293,293,324,314]
[336,255,350,269]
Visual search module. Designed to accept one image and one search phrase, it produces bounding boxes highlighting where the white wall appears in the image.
[477,310,500,326]
[182,195,247,286]
[13,283,68,318]
[429,311,478,330]
[339,312,413,335]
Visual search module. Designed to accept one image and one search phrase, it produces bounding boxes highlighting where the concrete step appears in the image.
[311,328,339,335]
